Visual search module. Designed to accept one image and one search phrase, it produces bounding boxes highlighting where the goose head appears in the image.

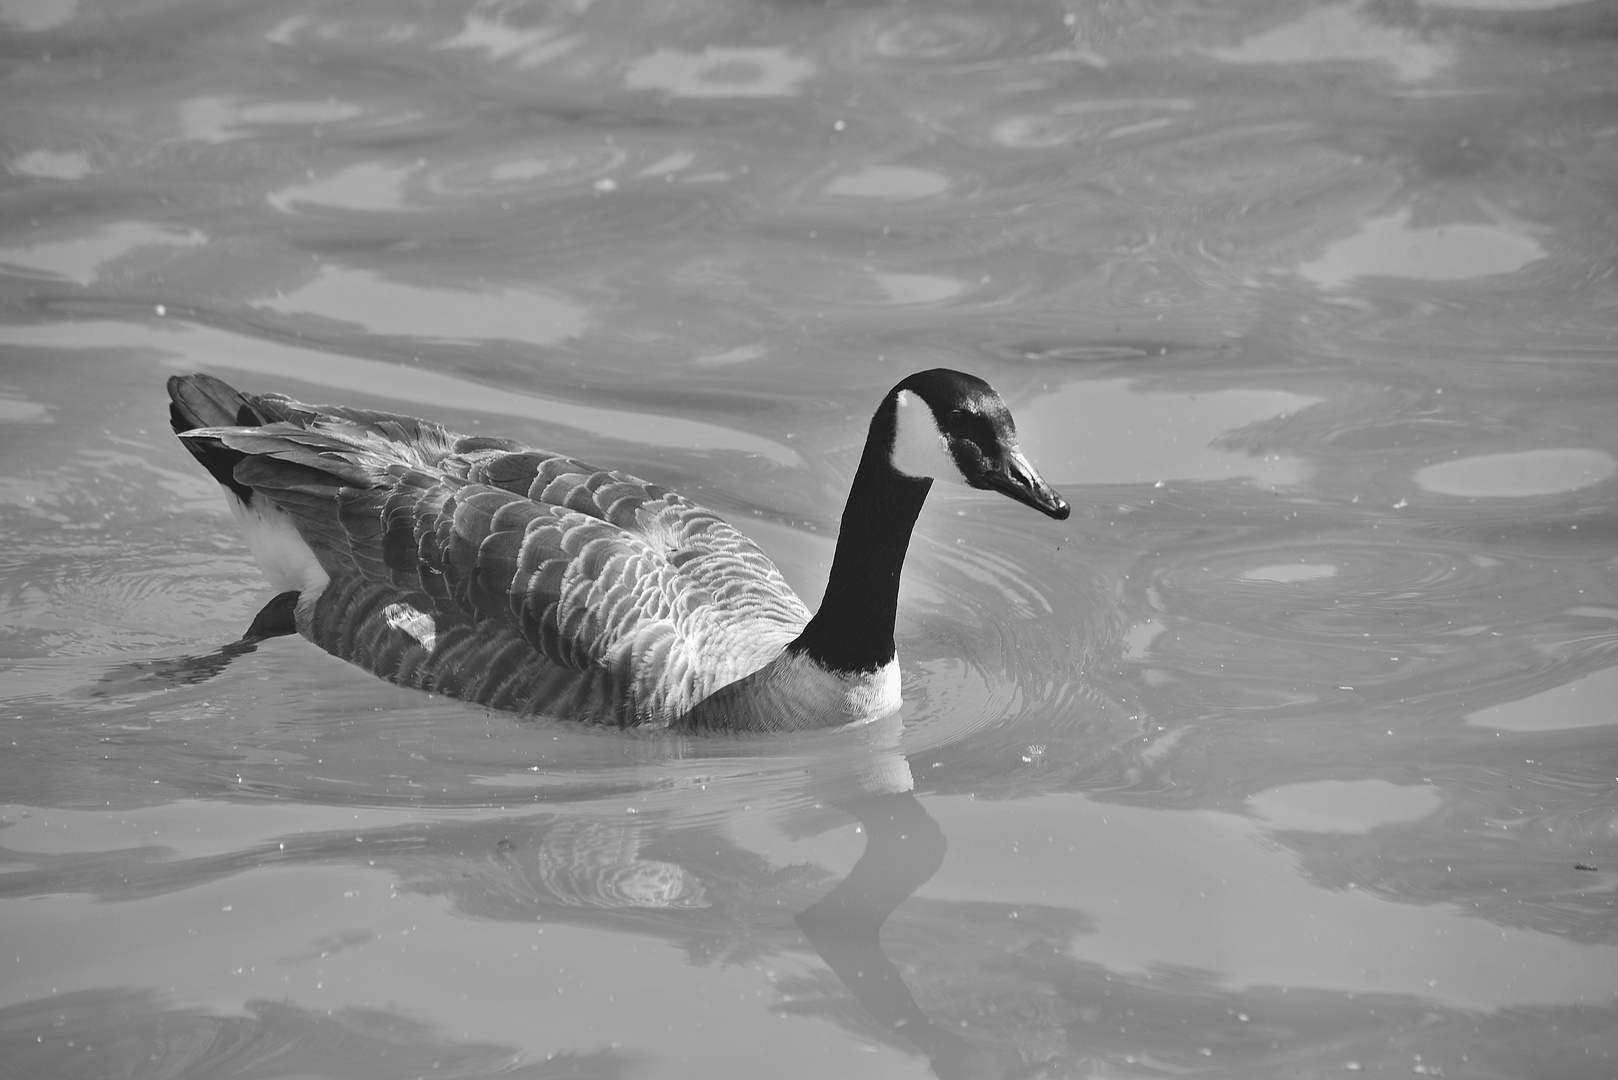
[885,369,1070,520]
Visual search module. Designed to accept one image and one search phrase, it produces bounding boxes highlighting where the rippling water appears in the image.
[3,0,1617,1077]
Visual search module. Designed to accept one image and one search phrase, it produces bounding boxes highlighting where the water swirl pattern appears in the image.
[1,0,1616,1077]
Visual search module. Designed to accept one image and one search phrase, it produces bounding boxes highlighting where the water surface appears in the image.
[3,0,1617,1077]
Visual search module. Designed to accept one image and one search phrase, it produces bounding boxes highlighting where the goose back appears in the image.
[171,376,810,726]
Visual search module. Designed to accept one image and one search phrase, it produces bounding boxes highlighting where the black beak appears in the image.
[979,447,1070,520]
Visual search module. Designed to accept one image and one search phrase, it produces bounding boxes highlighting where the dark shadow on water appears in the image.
[88,590,300,697]
[91,637,264,695]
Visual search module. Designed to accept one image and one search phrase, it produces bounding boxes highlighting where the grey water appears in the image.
[2,0,1616,1077]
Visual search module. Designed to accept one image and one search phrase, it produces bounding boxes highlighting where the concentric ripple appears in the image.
[1123,523,1609,708]
[532,819,708,909]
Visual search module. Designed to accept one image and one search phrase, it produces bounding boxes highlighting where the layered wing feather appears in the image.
[178,389,809,725]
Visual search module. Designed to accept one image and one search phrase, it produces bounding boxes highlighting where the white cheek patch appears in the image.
[889,390,962,484]
[384,603,438,652]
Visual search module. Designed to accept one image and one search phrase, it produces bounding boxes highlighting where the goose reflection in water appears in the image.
[425,737,1051,1079]
[795,788,1053,1080]
[82,634,1050,1076]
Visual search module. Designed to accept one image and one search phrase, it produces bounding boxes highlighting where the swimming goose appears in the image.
[167,370,1068,732]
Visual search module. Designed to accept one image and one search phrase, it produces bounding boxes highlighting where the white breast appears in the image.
[676,648,901,731]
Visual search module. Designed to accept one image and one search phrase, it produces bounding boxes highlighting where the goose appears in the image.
[167,370,1068,732]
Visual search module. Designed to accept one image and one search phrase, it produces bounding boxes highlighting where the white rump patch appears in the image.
[383,603,438,652]
[227,494,330,595]
[889,389,959,483]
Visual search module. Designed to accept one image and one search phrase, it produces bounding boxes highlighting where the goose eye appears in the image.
[946,408,971,429]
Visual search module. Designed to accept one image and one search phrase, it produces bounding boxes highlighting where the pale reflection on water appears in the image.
[2,0,1616,1077]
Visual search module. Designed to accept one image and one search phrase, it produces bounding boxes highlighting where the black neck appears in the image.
[789,403,932,673]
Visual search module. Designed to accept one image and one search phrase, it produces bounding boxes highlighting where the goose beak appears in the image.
[981,447,1070,520]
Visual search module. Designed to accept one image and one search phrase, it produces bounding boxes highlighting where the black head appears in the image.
[887,368,1069,520]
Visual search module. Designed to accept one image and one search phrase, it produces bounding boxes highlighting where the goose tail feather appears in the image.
[167,372,269,433]
[167,373,286,499]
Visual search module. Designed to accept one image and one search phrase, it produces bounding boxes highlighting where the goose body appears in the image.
[167,370,1067,732]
